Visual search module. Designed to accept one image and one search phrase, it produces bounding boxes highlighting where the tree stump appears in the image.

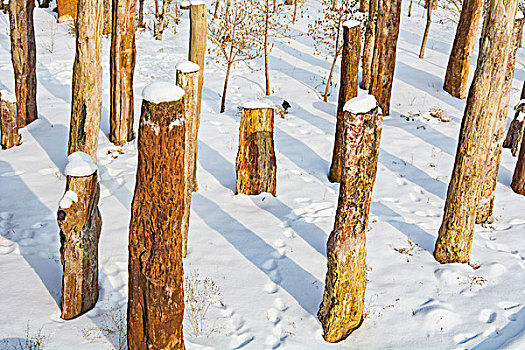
[476,15,521,224]
[236,102,277,196]
[109,0,136,146]
[318,94,381,343]
[9,0,37,128]
[361,0,377,90]
[443,0,483,99]
[176,61,200,258]
[511,131,525,195]
[56,0,77,23]
[58,152,101,319]
[329,21,361,183]
[128,82,186,350]
[435,0,518,264]
[0,91,21,149]
[188,3,207,125]
[369,0,402,116]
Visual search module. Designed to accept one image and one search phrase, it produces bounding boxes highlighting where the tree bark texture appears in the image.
[368,0,401,116]
[419,0,433,58]
[329,24,361,183]
[361,0,377,90]
[109,0,136,146]
[0,94,21,149]
[138,0,145,28]
[68,0,104,162]
[236,106,277,196]
[359,0,370,12]
[503,54,525,156]
[128,95,186,350]
[476,17,521,224]
[58,173,102,319]
[443,0,483,99]
[435,0,518,264]
[318,97,382,343]
[176,64,200,258]
[511,130,525,194]
[103,0,113,35]
[56,0,77,23]
[424,0,437,10]
[9,0,37,128]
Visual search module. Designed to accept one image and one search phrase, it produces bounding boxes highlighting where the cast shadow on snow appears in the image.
[192,193,322,316]
[472,306,525,349]
[198,141,237,191]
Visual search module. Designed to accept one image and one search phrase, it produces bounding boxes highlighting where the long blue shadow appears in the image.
[472,306,525,349]
[192,193,322,316]
[198,141,236,192]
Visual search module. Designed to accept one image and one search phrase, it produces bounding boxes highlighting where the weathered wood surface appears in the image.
[369,0,402,116]
[58,172,102,320]
[476,17,521,224]
[236,105,277,196]
[503,70,525,156]
[511,131,525,195]
[435,0,518,264]
[329,23,361,183]
[176,62,200,258]
[56,0,77,23]
[128,92,186,350]
[319,95,381,343]
[9,0,37,127]
[443,0,483,99]
[103,0,112,35]
[361,0,377,90]
[109,0,136,146]
[359,0,370,12]
[0,93,21,149]
[188,4,207,132]
[68,0,104,161]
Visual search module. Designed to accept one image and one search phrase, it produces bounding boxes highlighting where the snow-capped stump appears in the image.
[236,102,277,196]
[176,61,200,258]
[318,94,381,343]
[329,21,361,183]
[128,81,186,349]
[57,152,102,320]
[56,0,77,23]
[0,90,21,150]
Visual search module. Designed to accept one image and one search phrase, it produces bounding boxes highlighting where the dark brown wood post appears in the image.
[0,91,21,149]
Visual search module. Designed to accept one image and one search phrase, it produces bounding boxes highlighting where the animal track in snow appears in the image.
[479,309,497,324]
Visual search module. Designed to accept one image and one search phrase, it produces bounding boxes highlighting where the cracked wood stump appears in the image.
[176,61,200,258]
[369,0,402,116]
[435,0,518,264]
[58,168,102,320]
[1,92,20,149]
[319,94,381,343]
[476,15,521,224]
[443,0,483,99]
[128,83,186,350]
[329,22,361,183]
[109,0,136,146]
[9,0,37,127]
[361,0,378,90]
[56,0,77,23]
[236,103,276,196]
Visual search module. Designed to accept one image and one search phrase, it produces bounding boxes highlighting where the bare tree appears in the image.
[419,0,437,58]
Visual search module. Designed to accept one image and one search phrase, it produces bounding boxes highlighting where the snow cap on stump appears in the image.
[180,0,206,8]
[343,94,378,114]
[242,101,273,109]
[142,82,185,104]
[64,152,98,177]
[176,60,201,73]
[342,19,361,28]
[0,90,16,103]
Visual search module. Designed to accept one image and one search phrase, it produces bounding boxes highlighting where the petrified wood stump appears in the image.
[235,103,277,196]
[58,152,101,320]
[0,91,21,149]
[128,82,186,350]
[56,0,77,23]
[329,21,361,183]
[319,94,381,343]
[176,61,200,258]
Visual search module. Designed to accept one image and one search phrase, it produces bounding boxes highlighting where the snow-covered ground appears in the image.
[1,1,525,349]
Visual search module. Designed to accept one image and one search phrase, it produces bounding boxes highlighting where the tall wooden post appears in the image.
[361,0,377,90]
[0,91,21,149]
[109,0,136,146]
[58,0,104,320]
[476,15,521,224]
[128,82,186,350]
[443,0,484,99]
[369,0,402,116]
[329,21,361,183]
[435,0,518,264]
[8,0,37,128]
[236,102,277,196]
[318,94,381,343]
[176,61,200,258]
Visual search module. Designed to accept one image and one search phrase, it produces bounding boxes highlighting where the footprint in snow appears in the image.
[479,309,497,324]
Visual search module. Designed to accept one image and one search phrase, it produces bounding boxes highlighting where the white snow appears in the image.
[58,190,78,209]
[343,94,378,114]
[169,118,183,130]
[242,101,273,109]
[0,89,16,103]
[181,0,206,7]
[517,11,524,20]
[176,60,200,73]
[63,151,98,177]
[517,112,525,122]
[142,82,185,104]
[342,19,361,28]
